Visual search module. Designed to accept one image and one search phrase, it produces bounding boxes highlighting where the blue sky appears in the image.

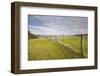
[28,15,88,36]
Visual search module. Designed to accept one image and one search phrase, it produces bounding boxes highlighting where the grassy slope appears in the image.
[83,36,88,57]
[59,36,88,57]
[28,38,80,60]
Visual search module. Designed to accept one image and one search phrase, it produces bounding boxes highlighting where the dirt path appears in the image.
[55,40,81,58]
[58,40,74,51]
[48,38,81,58]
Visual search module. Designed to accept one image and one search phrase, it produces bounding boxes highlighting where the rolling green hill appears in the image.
[28,31,38,39]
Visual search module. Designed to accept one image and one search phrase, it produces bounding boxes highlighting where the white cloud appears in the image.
[29,25,64,35]
[28,16,88,36]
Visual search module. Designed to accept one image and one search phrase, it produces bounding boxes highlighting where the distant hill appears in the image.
[28,31,38,39]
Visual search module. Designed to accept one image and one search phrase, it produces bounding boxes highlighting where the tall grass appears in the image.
[59,36,88,57]
[28,38,81,60]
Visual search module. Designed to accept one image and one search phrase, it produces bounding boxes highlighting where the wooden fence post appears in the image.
[80,34,84,57]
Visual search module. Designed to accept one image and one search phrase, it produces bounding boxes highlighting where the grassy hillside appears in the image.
[28,37,84,60]
[28,36,88,60]
[59,36,88,57]
[28,31,38,39]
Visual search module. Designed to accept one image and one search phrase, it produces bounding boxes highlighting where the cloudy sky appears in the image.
[28,15,88,36]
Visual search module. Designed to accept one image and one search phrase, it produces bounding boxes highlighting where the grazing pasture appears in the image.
[28,36,88,60]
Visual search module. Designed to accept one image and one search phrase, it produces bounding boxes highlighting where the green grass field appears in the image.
[59,36,88,57]
[28,36,88,60]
